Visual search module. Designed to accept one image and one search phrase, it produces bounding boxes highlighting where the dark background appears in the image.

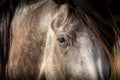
[109,0,120,25]
[110,0,120,14]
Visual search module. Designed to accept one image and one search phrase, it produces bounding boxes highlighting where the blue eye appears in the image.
[57,37,68,47]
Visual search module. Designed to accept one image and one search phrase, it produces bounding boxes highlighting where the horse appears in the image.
[0,0,120,80]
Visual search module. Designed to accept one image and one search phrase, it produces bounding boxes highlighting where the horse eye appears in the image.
[57,37,68,47]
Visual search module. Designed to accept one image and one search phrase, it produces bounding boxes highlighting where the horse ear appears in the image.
[53,0,68,4]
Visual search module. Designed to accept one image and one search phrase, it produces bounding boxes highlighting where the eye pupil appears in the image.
[58,38,65,43]
[57,37,67,47]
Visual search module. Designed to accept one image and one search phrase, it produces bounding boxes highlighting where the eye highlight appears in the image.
[57,37,68,48]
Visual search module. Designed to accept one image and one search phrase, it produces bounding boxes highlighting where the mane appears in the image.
[0,0,120,79]
[0,0,40,79]
[0,0,18,79]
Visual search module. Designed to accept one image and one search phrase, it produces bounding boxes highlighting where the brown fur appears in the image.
[0,0,120,80]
